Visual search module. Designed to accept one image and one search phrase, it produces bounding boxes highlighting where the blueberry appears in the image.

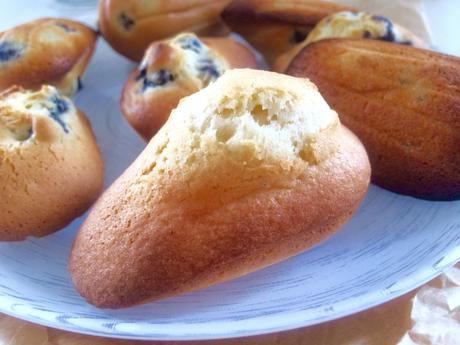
[55,22,76,33]
[371,15,390,23]
[119,12,135,30]
[0,41,22,62]
[371,15,396,42]
[197,59,220,82]
[139,69,175,91]
[49,96,69,133]
[363,30,372,39]
[26,127,33,140]
[135,67,147,81]
[77,77,83,92]
[290,29,308,44]
[178,37,203,54]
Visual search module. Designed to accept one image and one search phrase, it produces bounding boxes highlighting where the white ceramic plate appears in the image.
[1,1,460,341]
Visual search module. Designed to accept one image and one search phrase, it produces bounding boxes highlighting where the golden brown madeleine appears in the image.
[121,33,257,141]
[0,18,97,96]
[221,0,354,65]
[70,69,370,308]
[287,39,460,200]
[98,0,232,61]
[0,86,104,241]
[274,11,428,73]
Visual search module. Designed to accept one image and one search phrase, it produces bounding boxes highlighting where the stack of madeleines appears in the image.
[0,0,458,309]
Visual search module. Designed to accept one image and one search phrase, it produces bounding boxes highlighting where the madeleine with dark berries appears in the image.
[0,18,97,96]
[121,33,257,140]
[98,0,232,61]
[0,86,103,241]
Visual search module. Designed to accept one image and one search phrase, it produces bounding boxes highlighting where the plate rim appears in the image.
[1,252,459,340]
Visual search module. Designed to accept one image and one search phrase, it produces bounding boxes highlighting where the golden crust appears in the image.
[221,0,354,64]
[0,86,104,241]
[70,69,370,308]
[120,34,257,141]
[287,39,460,200]
[0,18,97,96]
[98,0,232,61]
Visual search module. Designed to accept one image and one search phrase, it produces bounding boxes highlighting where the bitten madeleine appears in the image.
[221,0,354,65]
[0,86,103,241]
[121,33,257,140]
[70,69,370,308]
[0,18,97,96]
[274,11,428,72]
[99,0,232,61]
[287,39,460,200]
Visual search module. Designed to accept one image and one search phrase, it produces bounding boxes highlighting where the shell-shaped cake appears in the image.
[287,39,460,200]
[0,86,103,241]
[99,0,232,61]
[70,69,370,308]
[121,33,257,140]
[0,18,97,96]
[222,0,354,64]
[275,11,427,72]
